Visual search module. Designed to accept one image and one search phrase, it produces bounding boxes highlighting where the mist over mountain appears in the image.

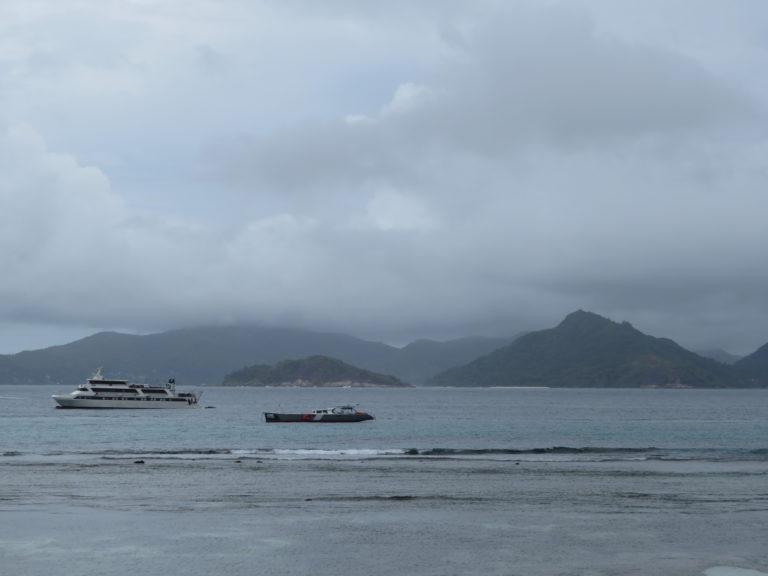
[695,349,743,364]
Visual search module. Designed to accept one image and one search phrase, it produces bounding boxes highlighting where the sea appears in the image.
[1,384,767,576]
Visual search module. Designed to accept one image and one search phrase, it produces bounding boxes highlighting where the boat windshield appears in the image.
[332,406,355,414]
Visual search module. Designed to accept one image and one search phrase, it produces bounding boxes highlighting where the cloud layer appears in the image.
[1,1,768,354]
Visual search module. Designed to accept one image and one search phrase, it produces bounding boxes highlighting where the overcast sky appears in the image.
[1,0,767,355]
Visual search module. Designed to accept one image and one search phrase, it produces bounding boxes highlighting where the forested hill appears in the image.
[221,355,409,387]
[429,310,746,388]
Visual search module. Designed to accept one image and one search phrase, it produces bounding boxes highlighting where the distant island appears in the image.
[219,355,411,387]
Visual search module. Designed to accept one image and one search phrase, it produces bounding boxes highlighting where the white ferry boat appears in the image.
[52,369,199,409]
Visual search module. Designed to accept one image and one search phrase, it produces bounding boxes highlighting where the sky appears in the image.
[1,0,768,356]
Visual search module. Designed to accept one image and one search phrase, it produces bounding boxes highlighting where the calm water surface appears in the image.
[1,385,767,575]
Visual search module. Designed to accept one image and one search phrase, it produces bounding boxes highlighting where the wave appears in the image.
[4,446,768,463]
[411,447,657,456]
[90,446,665,461]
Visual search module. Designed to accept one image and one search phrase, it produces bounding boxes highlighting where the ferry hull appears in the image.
[53,395,197,409]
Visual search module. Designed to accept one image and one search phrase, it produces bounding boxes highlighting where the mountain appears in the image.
[0,326,513,386]
[733,342,768,386]
[696,348,742,364]
[3,314,766,387]
[395,335,519,383]
[429,310,741,388]
[221,355,409,387]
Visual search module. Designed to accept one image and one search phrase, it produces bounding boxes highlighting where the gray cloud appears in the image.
[1,1,767,355]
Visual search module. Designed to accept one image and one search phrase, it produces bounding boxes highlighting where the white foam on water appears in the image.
[271,448,404,459]
[705,568,768,576]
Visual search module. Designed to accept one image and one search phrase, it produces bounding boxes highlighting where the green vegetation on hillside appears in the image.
[222,355,409,387]
[429,310,740,387]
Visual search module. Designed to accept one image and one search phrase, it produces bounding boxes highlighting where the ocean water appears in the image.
[1,384,767,576]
